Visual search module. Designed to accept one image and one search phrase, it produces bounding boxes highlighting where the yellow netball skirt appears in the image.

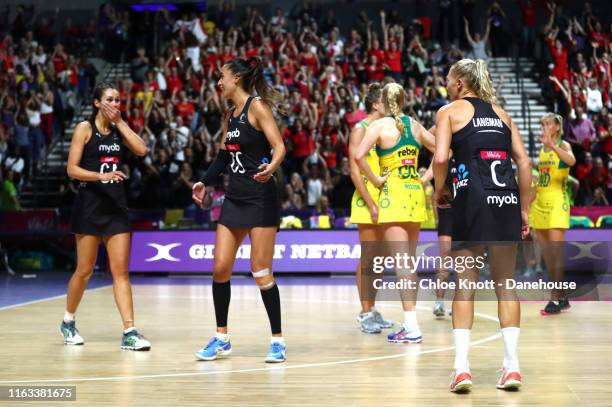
[377,178,427,224]
[350,184,381,225]
[530,191,570,229]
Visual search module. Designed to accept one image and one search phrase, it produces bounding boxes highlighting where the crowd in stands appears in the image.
[106,2,469,218]
[1,4,98,210]
[1,1,611,221]
[536,1,612,205]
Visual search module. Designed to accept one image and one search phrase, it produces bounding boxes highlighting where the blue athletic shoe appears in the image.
[195,336,232,361]
[265,341,286,363]
[372,309,394,329]
[387,326,423,343]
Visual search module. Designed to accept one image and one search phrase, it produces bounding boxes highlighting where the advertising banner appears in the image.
[129,230,612,273]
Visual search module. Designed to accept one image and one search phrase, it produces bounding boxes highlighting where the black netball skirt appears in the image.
[219,195,280,228]
[437,207,453,237]
[70,187,130,236]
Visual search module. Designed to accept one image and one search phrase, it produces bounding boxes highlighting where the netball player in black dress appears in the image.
[192,57,286,363]
[433,59,532,392]
[61,82,150,350]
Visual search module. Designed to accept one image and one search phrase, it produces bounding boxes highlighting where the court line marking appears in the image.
[0,288,502,384]
[0,285,111,311]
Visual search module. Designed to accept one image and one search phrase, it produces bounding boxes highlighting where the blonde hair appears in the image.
[450,58,497,104]
[382,82,406,133]
[541,113,564,140]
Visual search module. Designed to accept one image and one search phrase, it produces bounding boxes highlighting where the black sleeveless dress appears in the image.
[450,97,521,242]
[218,96,280,228]
[70,121,130,236]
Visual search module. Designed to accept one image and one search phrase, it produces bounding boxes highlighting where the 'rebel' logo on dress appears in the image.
[145,243,182,262]
[99,143,120,153]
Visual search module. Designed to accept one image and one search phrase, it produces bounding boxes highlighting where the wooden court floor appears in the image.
[1,282,611,407]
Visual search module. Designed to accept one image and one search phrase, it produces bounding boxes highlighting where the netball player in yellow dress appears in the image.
[349,83,393,333]
[355,82,435,343]
[530,113,576,314]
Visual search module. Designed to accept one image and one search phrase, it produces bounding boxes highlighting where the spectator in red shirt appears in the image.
[166,66,183,95]
[51,43,67,74]
[277,55,296,87]
[288,118,315,172]
[381,11,404,83]
[173,90,195,121]
[575,151,593,184]
[366,26,385,69]
[546,28,570,82]
[589,20,607,51]
[365,55,384,82]
[518,0,538,56]
[319,135,339,171]
[587,156,610,199]
[299,45,320,76]
[128,107,145,135]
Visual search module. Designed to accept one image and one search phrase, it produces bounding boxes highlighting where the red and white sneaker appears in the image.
[450,371,473,393]
[496,369,522,390]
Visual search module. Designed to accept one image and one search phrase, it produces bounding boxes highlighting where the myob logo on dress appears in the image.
[486,193,518,207]
[99,143,120,153]
[226,129,241,141]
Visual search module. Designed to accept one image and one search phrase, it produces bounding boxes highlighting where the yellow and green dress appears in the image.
[530,141,571,229]
[421,183,437,230]
[350,119,381,224]
[376,115,426,223]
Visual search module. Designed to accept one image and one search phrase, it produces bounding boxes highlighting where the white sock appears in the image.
[123,327,136,335]
[271,336,285,345]
[501,327,520,371]
[63,311,75,322]
[403,311,420,332]
[453,329,471,373]
[215,332,230,342]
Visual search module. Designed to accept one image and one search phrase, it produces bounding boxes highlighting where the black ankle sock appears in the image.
[260,283,282,335]
[212,280,231,328]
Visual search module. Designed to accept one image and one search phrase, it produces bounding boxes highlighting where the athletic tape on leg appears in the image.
[252,268,270,278]
[260,280,276,290]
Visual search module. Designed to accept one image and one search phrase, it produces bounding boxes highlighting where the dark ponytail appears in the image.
[89,81,119,126]
[225,57,285,115]
[364,82,383,114]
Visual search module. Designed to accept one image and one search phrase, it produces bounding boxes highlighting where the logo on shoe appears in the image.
[486,193,518,207]
[99,143,120,153]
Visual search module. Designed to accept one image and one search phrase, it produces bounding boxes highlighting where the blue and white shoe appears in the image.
[387,326,423,343]
[371,309,394,329]
[60,320,84,345]
[357,312,382,334]
[433,301,446,318]
[195,336,232,361]
[265,341,286,363]
[121,329,151,351]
